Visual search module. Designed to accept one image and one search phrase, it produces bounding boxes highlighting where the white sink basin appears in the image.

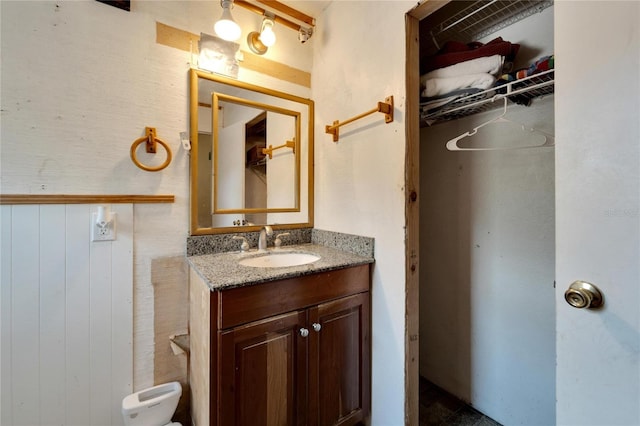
[239,252,321,268]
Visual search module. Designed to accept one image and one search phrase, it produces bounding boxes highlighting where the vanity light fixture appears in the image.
[247,13,276,55]
[214,0,242,41]
[259,15,276,47]
[235,0,315,46]
[247,31,267,55]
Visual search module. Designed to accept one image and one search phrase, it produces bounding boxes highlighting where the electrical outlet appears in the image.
[91,212,117,242]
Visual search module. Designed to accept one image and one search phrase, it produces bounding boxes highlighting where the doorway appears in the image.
[405,2,556,424]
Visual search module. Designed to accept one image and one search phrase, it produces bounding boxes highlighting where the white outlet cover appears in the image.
[91,212,117,242]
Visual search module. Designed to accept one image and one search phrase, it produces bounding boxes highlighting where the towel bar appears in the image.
[262,138,296,159]
[325,96,393,142]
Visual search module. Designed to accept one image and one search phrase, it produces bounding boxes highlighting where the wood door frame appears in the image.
[404,1,451,424]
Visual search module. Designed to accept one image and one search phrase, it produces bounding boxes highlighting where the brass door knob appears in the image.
[564,281,604,309]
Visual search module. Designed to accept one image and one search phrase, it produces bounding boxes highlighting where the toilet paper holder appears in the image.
[169,334,190,355]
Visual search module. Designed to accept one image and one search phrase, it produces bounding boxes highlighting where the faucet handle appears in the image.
[274,233,290,248]
[232,236,249,252]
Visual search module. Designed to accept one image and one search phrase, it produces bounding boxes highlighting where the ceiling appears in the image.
[278,0,332,21]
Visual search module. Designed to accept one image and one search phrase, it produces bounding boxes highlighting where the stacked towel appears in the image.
[422,73,497,98]
[420,37,547,118]
[420,54,504,113]
[421,55,503,97]
[420,34,554,121]
[422,37,520,74]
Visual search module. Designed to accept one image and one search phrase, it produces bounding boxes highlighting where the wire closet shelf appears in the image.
[427,0,554,50]
[421,69,554,126]
[421,0,554,126]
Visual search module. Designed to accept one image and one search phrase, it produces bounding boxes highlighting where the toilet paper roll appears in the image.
[170,341,185,356]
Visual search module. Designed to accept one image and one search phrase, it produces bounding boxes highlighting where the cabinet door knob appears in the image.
[299,328,309,337]
[312,323,322,332]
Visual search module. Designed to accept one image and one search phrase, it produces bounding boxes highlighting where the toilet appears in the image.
[122,381,182,426]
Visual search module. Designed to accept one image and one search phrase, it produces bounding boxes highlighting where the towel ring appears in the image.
[130,127,172,172]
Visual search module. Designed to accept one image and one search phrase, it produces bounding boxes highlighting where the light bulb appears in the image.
[214,2,241,41]
[259,18,276,47]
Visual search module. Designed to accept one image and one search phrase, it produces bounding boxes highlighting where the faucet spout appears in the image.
[258,225,273,251]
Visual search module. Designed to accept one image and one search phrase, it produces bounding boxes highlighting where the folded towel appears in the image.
[421,93,470,115]
[422,37,520,74]
[420,88,490,124]
[422,73,496,98]
[421,55,504,83]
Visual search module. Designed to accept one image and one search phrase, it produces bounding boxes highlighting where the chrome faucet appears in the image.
[258,225,273,251]
[274,232,290,248]
[232,235,249,252]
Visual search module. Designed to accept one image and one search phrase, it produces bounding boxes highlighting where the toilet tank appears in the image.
[122,382,182,426]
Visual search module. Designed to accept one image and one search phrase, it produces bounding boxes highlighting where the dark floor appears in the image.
[419,376,502,426]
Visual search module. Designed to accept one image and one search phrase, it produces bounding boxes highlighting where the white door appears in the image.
[555,2,640,425]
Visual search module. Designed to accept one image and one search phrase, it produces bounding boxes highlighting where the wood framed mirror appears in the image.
[189,68,314,235]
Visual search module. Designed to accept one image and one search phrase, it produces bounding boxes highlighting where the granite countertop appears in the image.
[187,243,374,291]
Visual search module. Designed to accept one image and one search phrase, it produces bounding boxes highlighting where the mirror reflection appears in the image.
[213,92,300,213]
[190,68,314,235]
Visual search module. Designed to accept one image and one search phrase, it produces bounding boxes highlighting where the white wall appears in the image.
[217,120,247,212]
[419,100,555,425]
[1,1,190,395]
[1,204,133,425]
[1,0,313,402]
[2,1,416,423]
[419,7,555,426]
[266,111,296,209]
[311,1,413,424]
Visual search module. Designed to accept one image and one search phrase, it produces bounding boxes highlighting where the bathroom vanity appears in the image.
[188,242,373,426]
[187,67,372,425]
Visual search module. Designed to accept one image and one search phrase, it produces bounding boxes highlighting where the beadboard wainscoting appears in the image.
[1,204,133,426]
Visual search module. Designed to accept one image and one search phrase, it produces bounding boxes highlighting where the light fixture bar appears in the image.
[234,0,313,33]
[255,0,315,27]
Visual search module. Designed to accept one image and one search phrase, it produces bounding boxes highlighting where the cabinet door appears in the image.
[219,310,308,426]
[308,292,370,426]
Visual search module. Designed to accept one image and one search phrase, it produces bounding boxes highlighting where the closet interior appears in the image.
[418,1,555,425]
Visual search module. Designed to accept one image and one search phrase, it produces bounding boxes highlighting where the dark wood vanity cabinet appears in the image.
[308,292,370,426]
[219,310,307,425]
[191,264,371,426]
